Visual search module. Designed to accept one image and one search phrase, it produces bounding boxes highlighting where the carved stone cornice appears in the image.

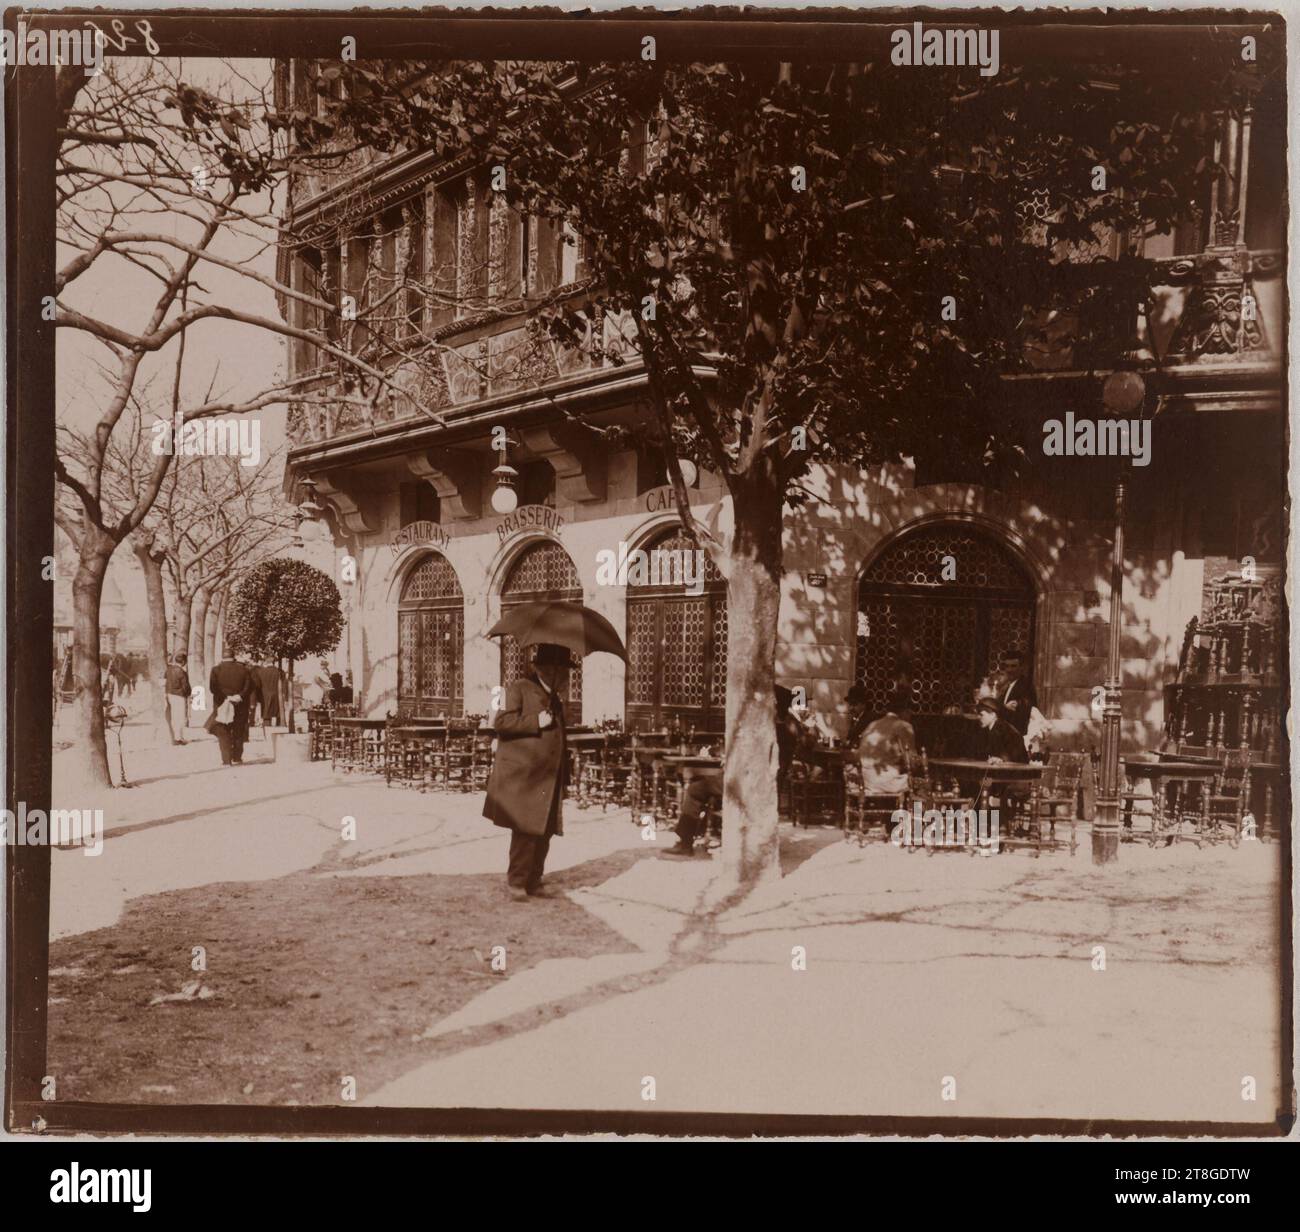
[406,449,483,521]
[517,422,608,504]
[312,471,381,537]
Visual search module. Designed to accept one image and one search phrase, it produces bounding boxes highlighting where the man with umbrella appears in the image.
[484,600,626,900]
[483,642,574,901]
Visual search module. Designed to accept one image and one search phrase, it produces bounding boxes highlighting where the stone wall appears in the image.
[316,445,1237,757]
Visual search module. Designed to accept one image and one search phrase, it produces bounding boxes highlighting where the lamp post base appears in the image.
[1093,796,1121,865]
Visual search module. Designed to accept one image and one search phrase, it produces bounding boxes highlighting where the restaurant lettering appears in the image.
[496,504,565,543]
[644,486,677,513]
[391,520,449,555]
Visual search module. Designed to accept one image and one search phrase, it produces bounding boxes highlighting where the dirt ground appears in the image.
[46,850,641,1106]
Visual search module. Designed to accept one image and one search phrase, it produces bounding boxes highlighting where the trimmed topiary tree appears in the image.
[225,557,345,733]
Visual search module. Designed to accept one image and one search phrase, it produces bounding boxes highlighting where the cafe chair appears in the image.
[699,796,722,853]
[1028,751,1086,856]
[329,707,360,771]
[1203,749,1251,847]
[903,761,987,857]
[422,726,454,791]
[599,737,635,810]
[307,706,333,761]
[842,762,904,846]
[904,749,968,811]
[469,731,495,793]
[384,711,417,787]
[788,758,839,828]
[444,724,477,791]
[571,740,604,807]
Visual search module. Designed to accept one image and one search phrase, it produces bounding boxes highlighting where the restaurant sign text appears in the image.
[391,520,450,556]
[496,504,565,544]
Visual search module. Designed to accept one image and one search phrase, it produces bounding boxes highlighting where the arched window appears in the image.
[625,528,726,734]
[499,541,583,723]
[398,553,464,717]
[856,524,1036,742]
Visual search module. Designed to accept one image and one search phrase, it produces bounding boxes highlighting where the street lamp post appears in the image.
[1093,370,1147,865]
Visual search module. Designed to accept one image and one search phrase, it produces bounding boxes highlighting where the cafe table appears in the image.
[926,758,1046,792]
[1120,758,1221,846]
[1155,751,1286,840]
[653,752,723,826]
[925,758,1047,846]
[329,715,387,773]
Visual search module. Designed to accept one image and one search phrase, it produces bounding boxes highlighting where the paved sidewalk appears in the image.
[362,836,1283,1124]
[49,726,1285,1124]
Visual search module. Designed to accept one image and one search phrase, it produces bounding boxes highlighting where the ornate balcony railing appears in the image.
[1016,245,1282,376]
[285,303,641,448]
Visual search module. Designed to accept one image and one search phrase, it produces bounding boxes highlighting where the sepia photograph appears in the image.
[2,1,1294,1177]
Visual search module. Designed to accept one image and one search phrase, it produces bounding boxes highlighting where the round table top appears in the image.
[927,757,1044,778]
[658,754,722,769]
[1122,759,1219,779]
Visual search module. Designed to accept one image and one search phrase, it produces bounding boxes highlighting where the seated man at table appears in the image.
[975,697,1029,764]
[661,686,798,858]
[857,687,916,794]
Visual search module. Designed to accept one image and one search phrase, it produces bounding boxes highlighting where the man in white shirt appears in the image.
[857,687,917,794]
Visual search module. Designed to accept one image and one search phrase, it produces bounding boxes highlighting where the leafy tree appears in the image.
[225,557,344,729]
[296,42,1273,892]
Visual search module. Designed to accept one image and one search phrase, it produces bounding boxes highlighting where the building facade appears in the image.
[275,61,1286,773]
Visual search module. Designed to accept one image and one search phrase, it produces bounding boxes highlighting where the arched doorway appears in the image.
[855,523,1036,746]
[499,540,583,723]
[625,527,727,734]
[397,552,464,717]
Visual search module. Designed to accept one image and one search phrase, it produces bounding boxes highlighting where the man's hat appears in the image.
[532,642,574,667]
[977,697,1001,715]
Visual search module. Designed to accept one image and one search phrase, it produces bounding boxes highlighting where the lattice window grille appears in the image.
[502,541,581,596]
[862,528,1029,592]
[400,553,463,602]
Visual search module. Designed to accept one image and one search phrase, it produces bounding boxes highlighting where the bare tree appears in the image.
[53,56,457,784]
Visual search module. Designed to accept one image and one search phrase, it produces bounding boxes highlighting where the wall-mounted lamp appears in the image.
[297,476,326,521]
[491,438,520,514]
[677,458,699,488]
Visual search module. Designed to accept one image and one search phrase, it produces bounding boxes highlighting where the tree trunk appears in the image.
[718,476,785,894]
[173,586,193,659]
[71,531,115,788]
[286,657,296,735]
[132,538,172,745]
[204,587,226,670]
[188,586,211,700]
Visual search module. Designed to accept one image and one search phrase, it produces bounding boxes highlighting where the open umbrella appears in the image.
[487,600,626,660]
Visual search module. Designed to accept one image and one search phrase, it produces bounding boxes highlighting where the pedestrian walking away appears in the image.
[208,645,254,766]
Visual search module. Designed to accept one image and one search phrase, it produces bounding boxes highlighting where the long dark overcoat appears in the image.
[209,659,253,740]
[483,675,566,837]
